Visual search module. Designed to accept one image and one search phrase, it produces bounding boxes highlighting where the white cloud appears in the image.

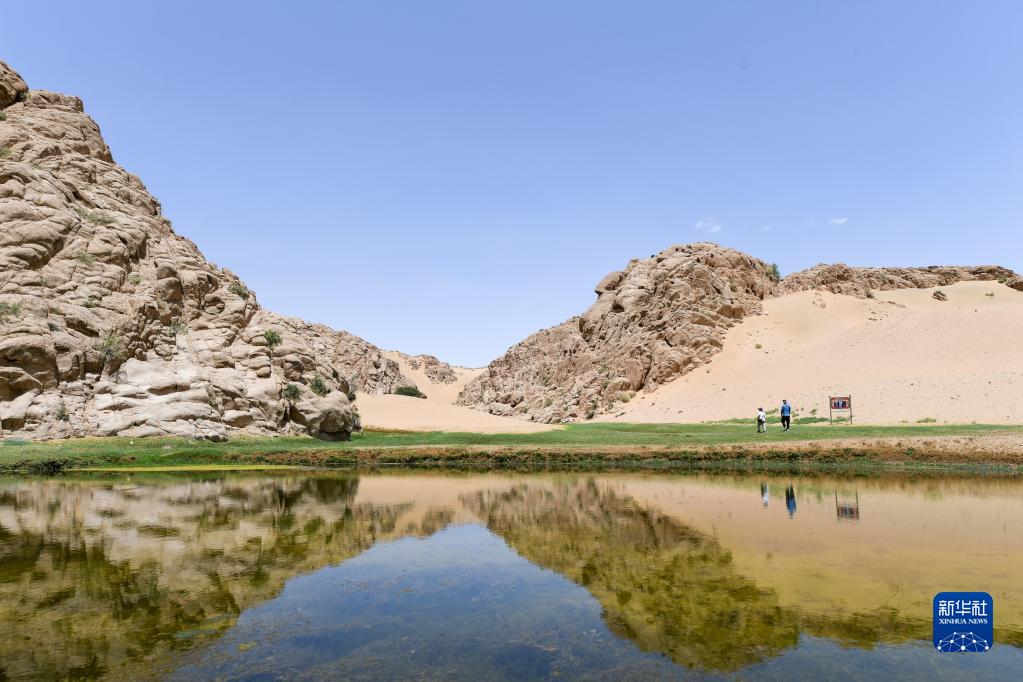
[828,217,849,225]
[694,219,724,234]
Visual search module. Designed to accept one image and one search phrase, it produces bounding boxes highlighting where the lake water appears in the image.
[1,470,1021,680]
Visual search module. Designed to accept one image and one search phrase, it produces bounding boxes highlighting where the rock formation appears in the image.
[389,351,459,384]
[0,59,409,441]
[778,263,1015,298]
[457,243,778,422]
[458,243,1018,422]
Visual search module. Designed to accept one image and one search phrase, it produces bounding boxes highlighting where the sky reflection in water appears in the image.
[1,471,1021,679]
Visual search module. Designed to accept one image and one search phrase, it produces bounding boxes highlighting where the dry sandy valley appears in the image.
[604,281,1023,424]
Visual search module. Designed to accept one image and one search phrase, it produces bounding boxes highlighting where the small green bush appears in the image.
[0,112,7,121]
[0,301,23,323]
[76,252,97,266]
[309,375,331,397]
[47,321,59,332]
[394,386,427,399]
[282,383,301,402]
[0,147,11,159]
[56,402,70,422]
[166,319,188,336]
[264,330,282,350]
[128,273,141,285]
[916,417,937,423]
[229,283,250,300]
[543,398,553,408]
[74,207,115,226]
[83,297,98,309]
[99,333,124,364]
[769,263,782,282]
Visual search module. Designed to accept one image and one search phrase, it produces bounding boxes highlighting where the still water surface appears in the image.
[1,470,1021,679]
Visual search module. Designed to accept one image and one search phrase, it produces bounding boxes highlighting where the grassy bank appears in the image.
[1,422,1021,474]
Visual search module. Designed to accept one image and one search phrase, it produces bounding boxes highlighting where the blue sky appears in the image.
[5,1,1021,366]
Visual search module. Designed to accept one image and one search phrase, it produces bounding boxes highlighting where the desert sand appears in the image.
[606,281,1023,424]
[358,353,557,433]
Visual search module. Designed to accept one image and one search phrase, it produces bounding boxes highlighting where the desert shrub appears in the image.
[47,321,59,332]
[56,402,70,422]
[309,375,331,397]
[166,319,188,336]
[15,91,28,103]
[865,287,875,299]
[543,398,553,408]
[0,147,11,159]
[74,207,115,225]
[394,386,427,399]
[769,263,782,282]
[0,301,23,323]
[282,383,301,402]
[83,297,98,309]
[76,252,97,266]
[916,417,937,423]
[229,283,250,300]
[128,273,141,285]
[755,343,763,349]
[0,112,7,121]
[98,333,124,364]
[263,330,281,350]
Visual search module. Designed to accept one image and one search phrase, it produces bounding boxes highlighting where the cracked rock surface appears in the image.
[0,59,410,441]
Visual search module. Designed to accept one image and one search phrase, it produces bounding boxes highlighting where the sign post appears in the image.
[829,396,853,424]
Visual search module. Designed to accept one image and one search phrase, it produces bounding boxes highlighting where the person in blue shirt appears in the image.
[780,399,792,431]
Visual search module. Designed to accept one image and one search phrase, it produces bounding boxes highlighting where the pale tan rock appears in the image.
[0,59,416,441]
[0,60,28,109]
[778,263,1014,298]
[457,243,778,422]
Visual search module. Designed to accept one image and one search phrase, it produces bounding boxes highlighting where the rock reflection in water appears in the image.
[0,474,420,679]
[1,471,1022,679]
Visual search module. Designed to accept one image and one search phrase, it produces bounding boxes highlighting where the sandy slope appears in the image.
[357,353,557,432]
[606,281,1023,424]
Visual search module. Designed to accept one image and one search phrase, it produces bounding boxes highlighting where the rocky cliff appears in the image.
[457,243,1017,422]
[457,243,778,422]
[0,60,408,441]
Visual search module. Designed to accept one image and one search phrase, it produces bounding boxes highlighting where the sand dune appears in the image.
[356,394,557,433]
[606,281,1023,424]
[359,353,556,432]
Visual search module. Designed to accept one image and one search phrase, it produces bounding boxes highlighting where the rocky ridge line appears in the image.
[457,243,1018,423]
